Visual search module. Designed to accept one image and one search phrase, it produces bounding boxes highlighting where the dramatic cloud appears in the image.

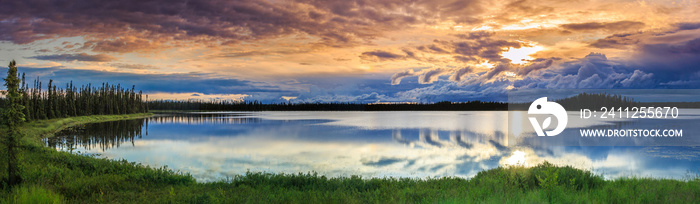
[449,67,473,82]
[29,53,116,62]
[419,68,451,84]
[2,0,700,103]
[360,50,406,61]
[515,59,553,76]
[391,69,418,85]
[590,33,641,48]
[512,53,659,89]
[376,31,536,86]
[590,22,700,49]
[561,21,645,32]
[417,36,524,63]
[0,0,488,51]
[483,64,510,80]
[620,70,654,87]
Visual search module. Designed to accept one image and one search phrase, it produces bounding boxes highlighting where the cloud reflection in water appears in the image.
[48,112,700,182]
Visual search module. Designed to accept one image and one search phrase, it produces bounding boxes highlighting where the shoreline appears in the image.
[20,113,154,143]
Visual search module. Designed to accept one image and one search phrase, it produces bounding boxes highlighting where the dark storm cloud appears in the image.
[632,37,700,84]
[561,21,645,31]
[29,53,116,62]
[0,0,486,51]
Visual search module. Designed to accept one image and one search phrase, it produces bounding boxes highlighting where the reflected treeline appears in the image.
[46,119,147,152]
[149,113,261,125]
[46,113,264,152]
[392,129,509,150]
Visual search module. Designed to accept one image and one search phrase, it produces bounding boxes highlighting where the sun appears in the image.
[501,44,544,65]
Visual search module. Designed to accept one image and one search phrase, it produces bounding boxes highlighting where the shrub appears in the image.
[11,185,65,204]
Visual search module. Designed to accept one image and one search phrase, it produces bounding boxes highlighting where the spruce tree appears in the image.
[2,60,25,186]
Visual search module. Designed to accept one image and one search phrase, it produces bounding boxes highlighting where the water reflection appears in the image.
[392,129,508,150]
[49,111,700,182]
[46,119,147,151]
[150,112,260,124]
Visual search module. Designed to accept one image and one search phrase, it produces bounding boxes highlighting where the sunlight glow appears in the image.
[505,150,527,166]
[501,45,544,65]
[282,96,298,101]
[471,25,493,31]
[476,60,495,69]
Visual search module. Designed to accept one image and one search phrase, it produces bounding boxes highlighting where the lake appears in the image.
[46,111,700,182]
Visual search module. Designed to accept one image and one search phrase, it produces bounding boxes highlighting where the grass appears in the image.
[0,113,699,203]
[6,185,66,204]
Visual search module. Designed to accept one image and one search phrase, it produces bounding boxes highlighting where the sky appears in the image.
[1,0,700,103]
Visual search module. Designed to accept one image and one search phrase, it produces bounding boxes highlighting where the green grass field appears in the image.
[1,114,699,203]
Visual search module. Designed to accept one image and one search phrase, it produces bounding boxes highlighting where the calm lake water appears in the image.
[46,111,700,182]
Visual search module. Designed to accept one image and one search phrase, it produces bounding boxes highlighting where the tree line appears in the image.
[148,100,509,111]
[148,93,698,112]
[0,74,148,122]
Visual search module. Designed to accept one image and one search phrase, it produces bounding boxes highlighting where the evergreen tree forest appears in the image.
[148,100,509,111]
[0,71,148,122]
[1,60,148,187]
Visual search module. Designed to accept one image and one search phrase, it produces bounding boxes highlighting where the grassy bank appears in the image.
[19,113,154,143]
[1,114,699,203]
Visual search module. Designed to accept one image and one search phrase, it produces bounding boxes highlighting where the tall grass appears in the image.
[6,185,66,204]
